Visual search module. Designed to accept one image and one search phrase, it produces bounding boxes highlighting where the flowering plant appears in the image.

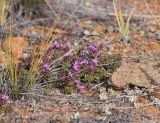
[8,40,121,95]
[40,41,122,94]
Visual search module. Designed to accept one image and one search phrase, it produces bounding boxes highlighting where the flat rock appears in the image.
[111,62,160,89]
[0,37,29,66]
[3,37,29,60]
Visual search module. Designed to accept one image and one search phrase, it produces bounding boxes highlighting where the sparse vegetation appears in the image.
[113,0,134,39]
[0,0,160,122]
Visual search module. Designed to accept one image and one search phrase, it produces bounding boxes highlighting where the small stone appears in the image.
[103,106,112,115]
[83,107,89,111]
[95,115,106,121]
[128,96,136,103]
[71,112,80,120]
[84,1,94,8]
[99,87,106,94]
[84,30,90,35]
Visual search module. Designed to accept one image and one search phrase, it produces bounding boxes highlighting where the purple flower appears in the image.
[53,41,60,49]
[41,61,51,73]
[80,59,88,65]
[1,95,9,104]
[92,58,98,65]
[88,44,98,53]
[73,61,80,71]
[48,41,60,50]
[44,64,50,72]
[75,80,85,91]
[80,50,89,56]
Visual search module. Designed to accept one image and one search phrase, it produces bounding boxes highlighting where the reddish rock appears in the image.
[111,62,160,89]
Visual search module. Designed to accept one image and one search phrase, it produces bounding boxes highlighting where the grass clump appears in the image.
[113,0,134,39]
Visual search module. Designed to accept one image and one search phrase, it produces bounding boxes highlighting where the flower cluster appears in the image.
[88,44,99,54]
[80,59,88,65]
[80,50,89,56]
[92,58,98,65]
[73,60,80,71]
[60,43,103,92]
[48,41,71,52]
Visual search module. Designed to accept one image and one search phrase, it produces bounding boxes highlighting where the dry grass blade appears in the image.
[46,0,66,41]
[23,0,66,91]
[0,1,6,27]
[44,0,58,17]
[113,0,121,32]
[125,7,135,34]
[113,0,134,38]
[143,0,160,26]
